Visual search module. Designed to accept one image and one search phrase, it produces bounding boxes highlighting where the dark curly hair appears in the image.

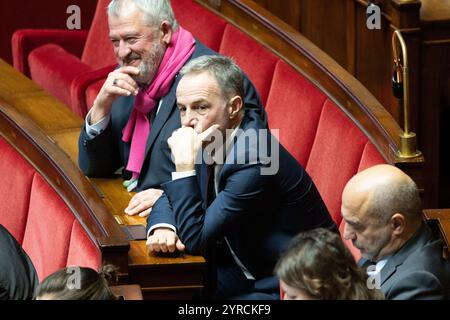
[275,228,384,300]
[35,264,119,300]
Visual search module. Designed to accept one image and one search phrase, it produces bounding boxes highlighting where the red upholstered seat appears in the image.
[172,0,226,52]
[22,174,76,280]
[266,61,327,167]
[0,137,101,281]
[12,0,115,117]
[28,44,93,110]
[0,138,34,244]
[358,142,387,172]
[66,220,101,270]
[306,99,369,225]
[219,25,278,105]
[264,61,387,260]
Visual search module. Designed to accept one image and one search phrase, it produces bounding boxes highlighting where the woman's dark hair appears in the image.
[275,228,384,300]
[35,264,119,300]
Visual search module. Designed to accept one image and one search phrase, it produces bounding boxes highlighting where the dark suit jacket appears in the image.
[360,224,450,300]
[147,112,337,295]
[0,225,38,300]
[78,41,266,191]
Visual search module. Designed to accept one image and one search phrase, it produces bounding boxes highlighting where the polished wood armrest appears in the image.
[110,284,143,300]
[423,209,450,259]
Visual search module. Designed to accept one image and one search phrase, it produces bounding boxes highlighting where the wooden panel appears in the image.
[420,0,450,22]
[253,0,350,68]
[129,241,205,300]
[423,208,450,258]
[252,0,301,30]
[300,0,349,69]
[355,4,397,119]
[110,284,143,300]
[50,129,80,163]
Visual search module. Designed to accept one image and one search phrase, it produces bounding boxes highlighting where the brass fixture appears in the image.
[392,29,422,158]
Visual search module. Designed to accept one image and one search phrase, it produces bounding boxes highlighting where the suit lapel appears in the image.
[379,259,397,286]
[144,75,181,157]
[380,224,430,287]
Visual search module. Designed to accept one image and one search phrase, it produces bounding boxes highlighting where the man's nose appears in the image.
[181,110,197,127]
[117,40,131,60]
[343,223,355,240]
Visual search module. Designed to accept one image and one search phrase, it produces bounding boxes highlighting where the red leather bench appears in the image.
[0,137,101,281]
[0,96,129,282]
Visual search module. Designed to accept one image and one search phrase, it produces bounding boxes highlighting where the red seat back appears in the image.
[0,138,34,244]
[81,0,116,69]
[266,61,327,167]
[172,0,226,51]
[219,25,278,105]
[0,137,101,281]
[264,61,387,259]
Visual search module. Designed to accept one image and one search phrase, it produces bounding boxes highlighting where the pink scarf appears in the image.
[122,27,195,180]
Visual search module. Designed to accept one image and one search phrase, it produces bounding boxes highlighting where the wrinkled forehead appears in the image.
[177,72,222,98]
[341,190,373,222]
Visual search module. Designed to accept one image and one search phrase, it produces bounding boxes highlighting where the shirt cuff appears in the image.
[147,223,177,238]
[85,109,111,139]
[171,170,196,181]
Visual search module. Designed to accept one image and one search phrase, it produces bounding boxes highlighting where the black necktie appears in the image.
[202,163,218,298]
[205,164,216,207]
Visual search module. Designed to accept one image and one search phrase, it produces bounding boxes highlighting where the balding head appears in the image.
[341,164,422,261]
[343,164,421,223]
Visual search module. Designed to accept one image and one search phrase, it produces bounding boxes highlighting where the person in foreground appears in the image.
[341,164,450,300]
[78,0,265,218]
[146,55,337,299]
[35,265,119,300]
[275,228,384,300]
[0,224,38,300]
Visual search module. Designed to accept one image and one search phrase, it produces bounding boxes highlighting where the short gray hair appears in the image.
[369,177,422,223]
[107,0,179,30]
[180,55,245,101]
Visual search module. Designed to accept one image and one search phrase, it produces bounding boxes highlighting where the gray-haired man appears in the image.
[78,0,266,217]
[146,55,336,299]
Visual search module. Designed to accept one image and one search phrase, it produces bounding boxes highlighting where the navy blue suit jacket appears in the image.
[147,112,337,294]
[360,224,450,300]
[78,41,266,191]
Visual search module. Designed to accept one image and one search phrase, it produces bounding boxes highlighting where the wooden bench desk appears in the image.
[0,58,205,299]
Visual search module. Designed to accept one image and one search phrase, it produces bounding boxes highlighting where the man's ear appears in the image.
[390,213,406,235]
[159,21,173,45]
[228,96,243,119]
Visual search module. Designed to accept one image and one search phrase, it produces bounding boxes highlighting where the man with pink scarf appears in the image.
[78,0,266,217]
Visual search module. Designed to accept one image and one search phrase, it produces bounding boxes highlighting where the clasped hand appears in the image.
[146,228,185,253]
[146,125,220,253]
[168,125,220,172]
